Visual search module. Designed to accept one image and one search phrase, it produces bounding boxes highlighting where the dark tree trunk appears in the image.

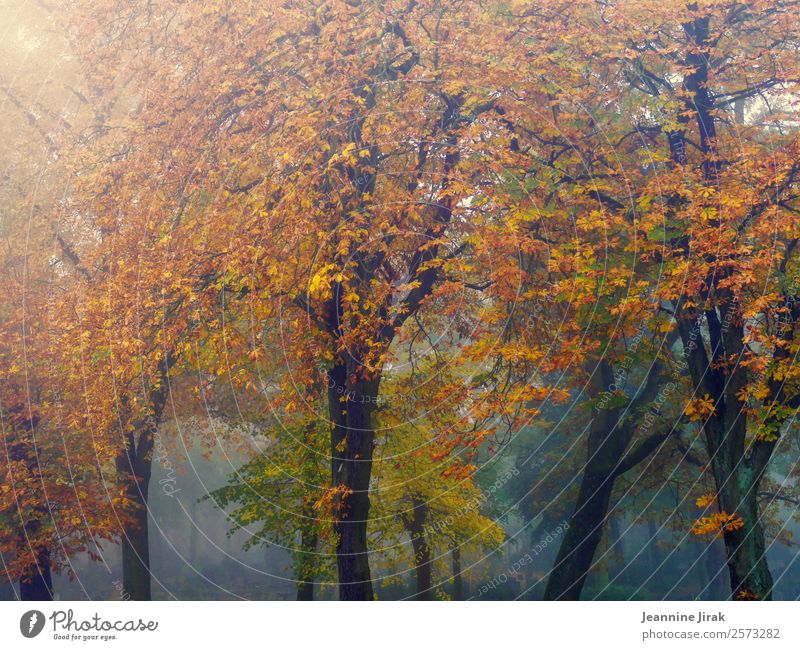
[118,453,152,601]
[677,307,776,601]
[451,545,463,600]
[607,514,625,575]
[0,575,15,600]
[296,579,314,601]
[317,91,458,599]
[8,411,53,601]
[719,485,773,600]
[116,367,169,602]
[188,499,198,567]
[296,501,318,601]
[544,360,667,600]
[296,577,314,601]
[410,535,432,600]
[328,362,379,600]
[19,546,52,601]
[402,496,432,600]
[668,11,777,602]
[676,302,775,600]
[545,362,625,601]
[647,518,662,571]
[544,467,615,600]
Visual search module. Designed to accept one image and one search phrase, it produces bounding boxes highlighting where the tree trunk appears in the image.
[607,514,625,576]
[328,362,379,600]
[19,545,52,601]
[116,421,156,601]
[334,426,374,601]
[451,545,463,600]
[647,518,662,571]
[545,467,615,600]
[410,533,432,600]
[544,356,668,602]
[115,363,169,601]
[402,496,432,600]
[296,502,318,601]
[668,11,776,602]
[9,414,54,601]
[296,578,314,601]
[545,361,628,600]
[719,487,772,600]
[682,306,774,600]
[120,467,152,601]
[0,575,15,600]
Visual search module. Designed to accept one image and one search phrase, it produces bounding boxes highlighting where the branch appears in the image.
[56,235,91,280]
[612,428,671,478]
[758,491,800,506]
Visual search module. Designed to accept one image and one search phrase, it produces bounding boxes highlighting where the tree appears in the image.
[373,359,507,600]
[207,414,334,601]
[0,1,124,599]
[521,0,800,600]
[67,0,558,599]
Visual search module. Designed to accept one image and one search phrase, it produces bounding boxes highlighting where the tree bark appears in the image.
[544,465,615,600]
[118,439,152,601]
[607,514,625,575]
[296,578,314,601]
[121,497,151,601]
[667,11,776,602]
[296,501,318,601]
[545,359,666,600]
[410,534,432,600]
[719,483,773,600]
[116,364,169,601]
[402,496,433,600]
[647,518,662,571]
[8,411,53,601]
[328,362,379,600]
[451,545,463,600]
[19,545,52,601]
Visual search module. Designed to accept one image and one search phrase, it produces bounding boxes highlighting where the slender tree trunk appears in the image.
[545,356,668,602]
[328,362,379,600]
[19,545,52,601]
[296,578,314,601]
[451,545,463,600]
[188,499,198,567]
[607,514,625,575]
[402,496,432,600]
[647,518,662,570]
[410,533,432,600]
[296,501,318,601]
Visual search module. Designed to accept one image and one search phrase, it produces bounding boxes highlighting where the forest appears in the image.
[2,0,800,602]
